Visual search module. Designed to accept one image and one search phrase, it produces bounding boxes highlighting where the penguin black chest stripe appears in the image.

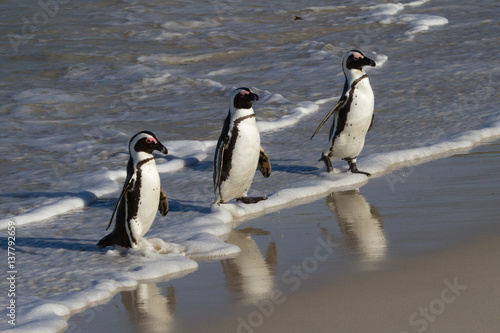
[234,113,256,125]
[219,113,256,186]
[126,157,155,245]
[331,74,368,144]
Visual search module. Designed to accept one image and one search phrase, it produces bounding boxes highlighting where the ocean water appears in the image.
[0,0,499,331]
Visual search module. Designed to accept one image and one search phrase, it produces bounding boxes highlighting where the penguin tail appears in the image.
[96,233,114,249]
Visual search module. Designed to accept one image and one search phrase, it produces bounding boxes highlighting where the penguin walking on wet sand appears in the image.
[97,131,169,249]
[214,87,271,205]
[311,50,376,176]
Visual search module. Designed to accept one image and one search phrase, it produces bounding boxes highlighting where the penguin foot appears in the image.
[350,168,371,176]
[347,160,370,176]
[237,196,268,204]
[320,155,333,173]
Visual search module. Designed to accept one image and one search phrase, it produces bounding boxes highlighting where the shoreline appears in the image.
[67,140,500,333]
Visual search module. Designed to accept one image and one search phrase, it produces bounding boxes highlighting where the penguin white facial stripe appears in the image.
[353,53,363,61]
[236,87,253,93]
[130,131,157,148]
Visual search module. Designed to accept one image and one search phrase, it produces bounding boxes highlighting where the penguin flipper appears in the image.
[215,135,230,192]
[214,112,231,191]
[158,187,169,216]
[310,95,347,140]
[258,147,271,178]
[106,180,132,231]
[368,113,375,132]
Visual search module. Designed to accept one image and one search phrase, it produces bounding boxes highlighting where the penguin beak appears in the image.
[364,56,376,67]
[245,92,259,102]
[250,92,259,101]
[155,141,168,155]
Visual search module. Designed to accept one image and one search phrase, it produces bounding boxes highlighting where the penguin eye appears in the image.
[146,137,156,144]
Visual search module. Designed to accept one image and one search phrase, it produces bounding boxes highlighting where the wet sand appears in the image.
[207,232,500,333]
[67,140,500,333]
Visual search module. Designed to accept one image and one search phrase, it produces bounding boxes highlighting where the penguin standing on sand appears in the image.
[214,87,271,205]
[97,131,169,249]
[311,50,376,175]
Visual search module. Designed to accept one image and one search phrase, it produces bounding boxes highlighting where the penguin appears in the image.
[213,87,271,205]
[97,131,169,249]
[310,50,376,176]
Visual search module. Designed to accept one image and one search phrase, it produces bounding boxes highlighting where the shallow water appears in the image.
[0,0,499,331]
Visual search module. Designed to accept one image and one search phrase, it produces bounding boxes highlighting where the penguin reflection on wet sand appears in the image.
[214,87,272,205]
[121,283,177,333]
[311,50,376,176]
[221,228,278,303]
[327,190,387,263]
[97,131,169,249]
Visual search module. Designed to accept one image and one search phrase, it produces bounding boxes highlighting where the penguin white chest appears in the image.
[348,79,374,121]
[327,79,374,159]
[222,119,261,200]
[129,161,161,241]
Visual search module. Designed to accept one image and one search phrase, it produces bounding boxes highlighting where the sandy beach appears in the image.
[67,140,500,333]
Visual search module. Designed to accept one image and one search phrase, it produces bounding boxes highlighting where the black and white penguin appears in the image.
[213,87,271,205]
[311,50,376,175]
[97,131,169,249]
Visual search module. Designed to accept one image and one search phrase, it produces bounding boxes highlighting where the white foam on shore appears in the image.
[399,14,449,38]
[363,1,448,38]
[6,255,197,333]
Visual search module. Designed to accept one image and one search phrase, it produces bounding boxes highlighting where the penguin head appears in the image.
[231,87,259,110]
[128,131,168,160]
[342,50,376,76]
